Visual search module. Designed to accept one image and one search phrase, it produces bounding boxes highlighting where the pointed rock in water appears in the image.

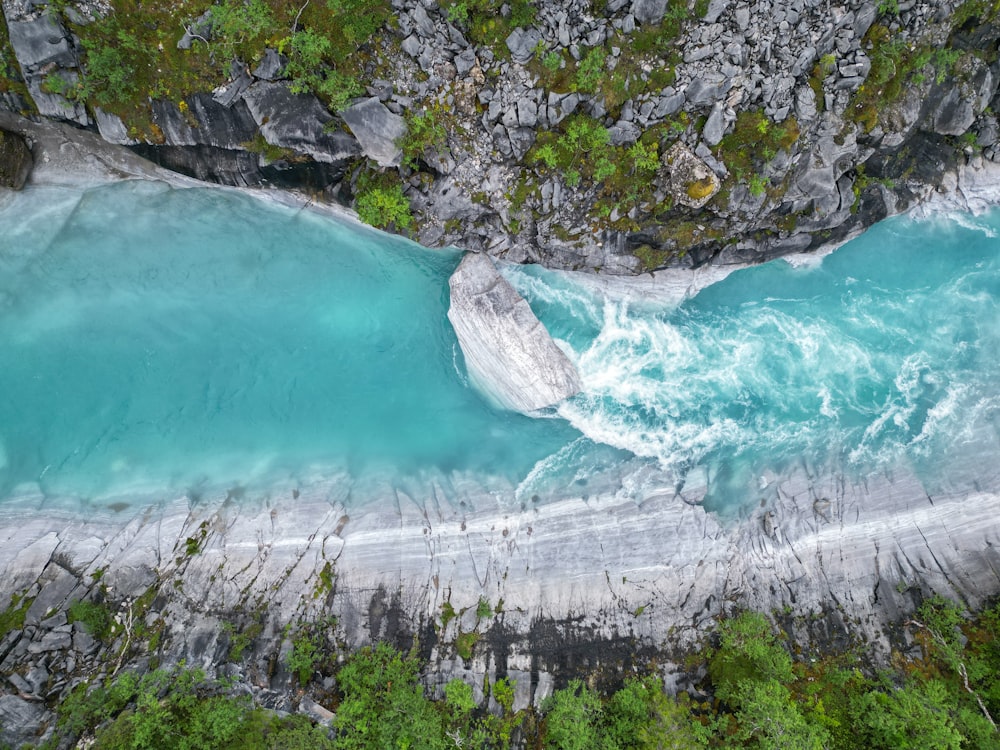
[447,253,581,412]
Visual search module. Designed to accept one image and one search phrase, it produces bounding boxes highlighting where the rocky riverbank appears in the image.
[4,0,1000,744]
[3,0,1000,272]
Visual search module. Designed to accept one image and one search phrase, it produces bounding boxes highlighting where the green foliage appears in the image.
[476,597,494,619]
[849,679,963,749]
[212,0,275,53]
[748,173,768,197]
[286,631,321,685]
[604,676,707,749]
[284,28,361,112]
[0,593,33,640]
[354,172,413,231]
[398,108,449,169]
[76,19,143,106]
[444,678,477,715]
[439,0,534,48]
[878,0,900,16]
[492,677,515,713]
[542,680,603,750]
[708,612,794,702]
[440,600,456,629]
[456,630,479,659]
[68,599,114,641]
[717,109,799,181]
[572,47,607,93]
[529,114,615,186]
[334,642,448,749]
[730,679,829,749]
[542,51,562,73]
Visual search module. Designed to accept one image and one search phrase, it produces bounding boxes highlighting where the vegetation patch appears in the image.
[354,169,414,231]
[455,630,480,660]
[0,592,34,640]
[68,599,114,641]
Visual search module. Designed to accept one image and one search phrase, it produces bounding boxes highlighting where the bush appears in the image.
[354,172,413,230]
[542,679,603,750]
[334,643,448,749]
[708,612,794,702]
[68,599,114,641]
[286,632,321,686]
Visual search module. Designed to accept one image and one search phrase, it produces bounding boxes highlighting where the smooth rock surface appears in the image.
[447,252,582,413]
[341,96,407,167]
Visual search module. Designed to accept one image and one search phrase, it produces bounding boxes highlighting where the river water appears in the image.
[1,180,998,513]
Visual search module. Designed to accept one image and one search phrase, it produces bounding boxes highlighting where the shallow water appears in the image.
[1,180,998,512]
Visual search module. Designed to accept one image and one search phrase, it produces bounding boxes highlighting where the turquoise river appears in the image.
[1,180,998,514]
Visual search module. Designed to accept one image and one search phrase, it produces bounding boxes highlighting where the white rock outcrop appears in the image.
[447,252,581,412]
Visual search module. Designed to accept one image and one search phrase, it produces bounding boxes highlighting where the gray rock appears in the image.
[27,630,71,653]
[151,94,257,149]
[632,0,667,25]
[341,97,407,167]
[654,89,685,117]
[665,141,720,208]
[703,0,729,24]
[702,101,726,146]
[517,98,538,128]
[25,565,78,626]
[213,64,254,108]
[7,673,31,695]
[252,49,287,81]
[0,695,49,749]
[794,85,817,123]
[0,128,32,189]
[734,5,750,30]
[685,73,732,107]
[507,127,536,160]
[411,5,436,38]
[177,10,213,49]
[455,48,478,77]
[609,120,641,145]
[506,27,543,65]
[447,253,581,412]
[94,108,137,146]
[6,13,75,71]
[242,82,361,164]
[401,34,422,57]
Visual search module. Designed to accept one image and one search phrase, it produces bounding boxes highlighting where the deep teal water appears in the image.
[1,181,998,510]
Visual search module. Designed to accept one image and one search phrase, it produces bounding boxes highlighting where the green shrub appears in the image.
[708,612,794,702]
[286,631,321,685]
[542,679,603,750]
[0,593,33,640]
[354,172,413,230]
[573,47,607,93]
[68,599,114,641]
[334,643,448,749]
[476,597,493,619]
[604,675,707,749]
[398,108,448,169]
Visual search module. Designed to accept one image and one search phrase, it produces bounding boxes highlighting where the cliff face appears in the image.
[2,0,1000,272]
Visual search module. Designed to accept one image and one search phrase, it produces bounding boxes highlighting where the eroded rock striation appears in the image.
[448,251,581,412]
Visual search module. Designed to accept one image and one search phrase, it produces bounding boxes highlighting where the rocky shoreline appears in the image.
[4,0,1000,272]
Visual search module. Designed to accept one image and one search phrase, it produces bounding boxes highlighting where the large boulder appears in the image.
[242,81,361,164]
[447,253,581,413]
[341,96,406,167]
[0,128,32,189]
[4,11,88,125]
